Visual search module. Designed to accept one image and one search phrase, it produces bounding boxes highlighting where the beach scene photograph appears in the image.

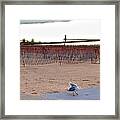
[20,19,100,100]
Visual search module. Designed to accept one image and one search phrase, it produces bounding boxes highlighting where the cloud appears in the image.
[20,20,72,24]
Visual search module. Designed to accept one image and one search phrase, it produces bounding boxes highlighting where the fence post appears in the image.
[64,35,67,46]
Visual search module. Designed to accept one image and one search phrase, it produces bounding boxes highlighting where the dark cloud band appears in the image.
[20,20,71,24]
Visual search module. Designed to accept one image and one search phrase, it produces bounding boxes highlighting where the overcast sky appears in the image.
[19,19,100,45]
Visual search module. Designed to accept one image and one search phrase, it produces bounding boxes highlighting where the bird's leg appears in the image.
[75,90,78,95]
[73,92,75,96]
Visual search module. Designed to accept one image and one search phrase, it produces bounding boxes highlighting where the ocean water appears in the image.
[21,86,100,100]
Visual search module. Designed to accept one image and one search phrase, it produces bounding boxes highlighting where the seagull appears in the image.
[67,82,79,96]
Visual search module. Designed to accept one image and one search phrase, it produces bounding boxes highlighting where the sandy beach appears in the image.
[20,62,100,100]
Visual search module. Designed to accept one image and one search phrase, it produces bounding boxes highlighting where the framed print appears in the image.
[0,0,119,119]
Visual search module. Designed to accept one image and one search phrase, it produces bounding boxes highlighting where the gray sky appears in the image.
[19,19,100,45]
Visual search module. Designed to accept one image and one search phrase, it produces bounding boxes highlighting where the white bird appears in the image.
[67,82,79,96]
